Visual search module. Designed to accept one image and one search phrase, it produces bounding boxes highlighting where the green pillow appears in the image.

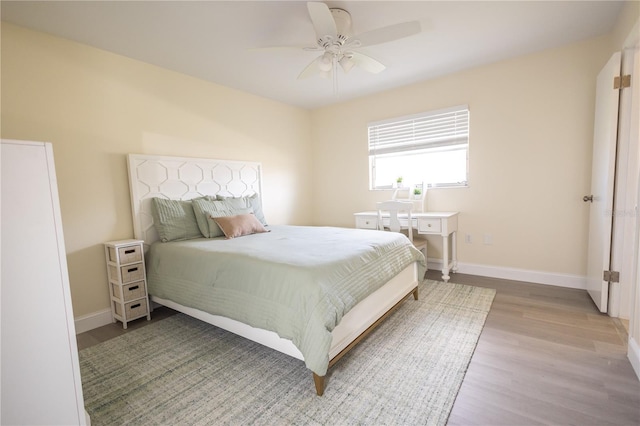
[192,198,253,238]
[217,193,267,226]
[192,198,225,237]
[151,198,204,242]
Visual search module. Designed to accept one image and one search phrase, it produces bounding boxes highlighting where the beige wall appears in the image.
[1,9,633,320]
[1,23,313,317]
[310,36,611,277]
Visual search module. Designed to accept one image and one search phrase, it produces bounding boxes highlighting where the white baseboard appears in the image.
[74,308,113,334]
[427,258,587,290]
[629,337,640,381]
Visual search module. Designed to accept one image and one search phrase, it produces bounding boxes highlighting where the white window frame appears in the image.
[368,105,470,190]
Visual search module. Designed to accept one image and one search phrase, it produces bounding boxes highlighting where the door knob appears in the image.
[583,195,594,203]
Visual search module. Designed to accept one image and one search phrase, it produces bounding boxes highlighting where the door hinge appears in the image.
[603,270,620,283]
[614,75,631,89]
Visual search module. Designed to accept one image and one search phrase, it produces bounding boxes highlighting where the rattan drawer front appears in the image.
[108,245,142,264]
[114,298,148,320]
[109,263,144,283]
[111,281,146,302]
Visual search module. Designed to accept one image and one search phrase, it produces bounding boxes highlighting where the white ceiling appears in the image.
[1,1,625,109]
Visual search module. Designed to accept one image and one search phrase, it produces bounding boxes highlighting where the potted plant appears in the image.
[396,176,403,188]
[413,187,422,199]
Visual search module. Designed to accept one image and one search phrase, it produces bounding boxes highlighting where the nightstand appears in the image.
[104,239,151,329]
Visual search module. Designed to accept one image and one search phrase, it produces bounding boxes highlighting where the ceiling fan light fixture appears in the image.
[318,51,334,71]
[339,56,355,73]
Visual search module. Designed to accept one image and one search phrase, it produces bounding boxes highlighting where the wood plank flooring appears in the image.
[429,271,640,426]
[77,273,640,425]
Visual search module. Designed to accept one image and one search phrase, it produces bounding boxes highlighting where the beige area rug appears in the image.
[80,280,495,425]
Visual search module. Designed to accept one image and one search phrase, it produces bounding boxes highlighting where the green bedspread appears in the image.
[146,225,425,376]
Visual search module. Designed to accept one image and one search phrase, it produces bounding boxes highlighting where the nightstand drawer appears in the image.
[114,298,148,320]
[109,263,144,284]
[418,218,442,233]
[108,244,142,264]
[112,280,146,302]
[356,217,378,230]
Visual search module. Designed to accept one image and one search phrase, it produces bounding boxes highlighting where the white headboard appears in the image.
[127,154,263,246]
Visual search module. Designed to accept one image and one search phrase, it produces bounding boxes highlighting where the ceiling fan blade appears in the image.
[352,21,421,48]
[349,51,386,74]
[307,2,337,40]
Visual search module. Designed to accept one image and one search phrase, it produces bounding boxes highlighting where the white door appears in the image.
[585,52,621,313]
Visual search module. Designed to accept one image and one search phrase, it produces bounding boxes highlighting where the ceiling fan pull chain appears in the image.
[333,54,339,95]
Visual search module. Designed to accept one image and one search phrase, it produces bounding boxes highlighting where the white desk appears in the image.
[354,211,459,282]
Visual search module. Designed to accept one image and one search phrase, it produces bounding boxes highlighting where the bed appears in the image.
[127,154,425,395]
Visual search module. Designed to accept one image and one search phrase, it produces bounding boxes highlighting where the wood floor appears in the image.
[77,272,640,425]
[429,271,640,426]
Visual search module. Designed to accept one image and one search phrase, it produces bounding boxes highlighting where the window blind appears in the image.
[368,105,469,156]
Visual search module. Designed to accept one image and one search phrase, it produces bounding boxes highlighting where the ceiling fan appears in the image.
[271,2,422,80]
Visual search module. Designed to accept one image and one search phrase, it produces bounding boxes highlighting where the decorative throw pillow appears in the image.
[151,198,203,242]
[212,213,269,239]
[217,193,267,226]
[205,208,252,238]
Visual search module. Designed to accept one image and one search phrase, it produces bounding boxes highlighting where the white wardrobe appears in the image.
[1,140,87,425]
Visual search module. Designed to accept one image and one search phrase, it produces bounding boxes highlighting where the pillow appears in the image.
[217,193,267,226]
[212,213,269,239]
[191,198,227,237]
[205,208,252,238]
[192,197,253,238]
[151,198,203,242]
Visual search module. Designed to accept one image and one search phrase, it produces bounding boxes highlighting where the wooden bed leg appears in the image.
[413,286,419,300]
[313,373,325,396]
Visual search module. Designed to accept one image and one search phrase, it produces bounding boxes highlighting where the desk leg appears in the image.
[442,234,450,282]
[452,231,458,273]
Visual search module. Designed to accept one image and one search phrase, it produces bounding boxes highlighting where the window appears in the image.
[368,105,469,189]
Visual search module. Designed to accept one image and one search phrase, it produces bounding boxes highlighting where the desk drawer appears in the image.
[418,218,442,233]
[356,217,378,230]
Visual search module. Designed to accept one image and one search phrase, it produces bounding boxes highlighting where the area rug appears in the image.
[79,280,495,426]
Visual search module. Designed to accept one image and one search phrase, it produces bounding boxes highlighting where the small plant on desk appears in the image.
[396,176,403,187]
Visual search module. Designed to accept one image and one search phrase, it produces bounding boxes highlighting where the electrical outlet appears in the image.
[483,234,493,245]
[465,234,472,244]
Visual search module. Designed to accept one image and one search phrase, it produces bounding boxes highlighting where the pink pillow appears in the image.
[212,213,269,239]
